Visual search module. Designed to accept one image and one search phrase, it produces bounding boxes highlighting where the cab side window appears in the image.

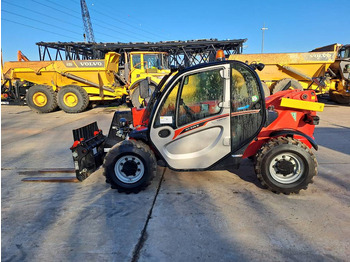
[177,69,224,126]
[155,68,224,129]
[132,54,141,69]
[230,63,264,149]
[154,82,180,128]
[231,66,261,112]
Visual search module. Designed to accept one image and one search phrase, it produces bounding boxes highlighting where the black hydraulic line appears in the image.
[281,65,313,81]
[59,72,115,93]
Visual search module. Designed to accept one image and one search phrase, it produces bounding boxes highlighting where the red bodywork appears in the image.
[243,90,318,158]
[131,89,319,159]
[131,107,146,126]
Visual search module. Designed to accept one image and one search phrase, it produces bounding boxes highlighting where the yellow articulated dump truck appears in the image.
[124,51,171,107]
[1,51,170,113]
[229,44,350,104]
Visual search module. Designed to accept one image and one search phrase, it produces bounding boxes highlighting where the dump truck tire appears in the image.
[272,78,303,94]
[130,82,156,108]
[329,91,350,104]
[254,137,317,194]
[262,82,271,97]
[58,85,89,113]
[103,140,157,193]
[26,85,58,113]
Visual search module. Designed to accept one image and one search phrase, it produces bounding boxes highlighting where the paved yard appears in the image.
[1,101,350,261]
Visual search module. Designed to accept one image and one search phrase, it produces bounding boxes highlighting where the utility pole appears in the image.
[261,23,268,53]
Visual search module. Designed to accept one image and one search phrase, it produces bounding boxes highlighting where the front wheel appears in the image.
[26,85,58,113]
[272,78,303,94]
[254,137,317,194]
[103,140,157,193]
[329,90,350,104]
[130,82,156,108]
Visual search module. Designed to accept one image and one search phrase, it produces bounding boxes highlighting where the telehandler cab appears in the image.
[71,60,324,194]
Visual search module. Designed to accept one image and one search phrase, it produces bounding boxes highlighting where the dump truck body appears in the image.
[2,51,171,112]
[2,52,124,99]
[230,51,335,83]
[229,49,337,93]
[229,44,350,103]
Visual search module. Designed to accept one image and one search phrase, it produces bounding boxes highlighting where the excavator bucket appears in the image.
[71,122,106,181]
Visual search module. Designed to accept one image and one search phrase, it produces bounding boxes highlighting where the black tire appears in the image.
[254,137,317,194]
[261,82,271,97]
[130,82,156,108]
[26,85,58,113]
[103,140,157,193]
[329,90,350,104]
[57,85,89,113]
[272,78,303,94]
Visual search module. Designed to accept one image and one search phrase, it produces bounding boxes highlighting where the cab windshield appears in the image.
[338,46,350,59]
[144,53,170,70]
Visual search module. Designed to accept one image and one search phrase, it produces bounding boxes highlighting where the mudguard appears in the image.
[269,129,318,150]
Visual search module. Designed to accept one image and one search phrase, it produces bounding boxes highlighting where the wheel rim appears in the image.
[269,152,304,184]
[33,92,47,107]
[63,92,78,107]
[114,155,145,184]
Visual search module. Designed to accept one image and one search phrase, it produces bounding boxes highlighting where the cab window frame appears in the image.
[153,66,225,129]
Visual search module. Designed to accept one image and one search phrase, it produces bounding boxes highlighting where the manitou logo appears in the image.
[180,123,205,135]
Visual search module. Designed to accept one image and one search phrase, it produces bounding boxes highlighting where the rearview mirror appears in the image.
[249,62,265,71]
[139,78,150,99]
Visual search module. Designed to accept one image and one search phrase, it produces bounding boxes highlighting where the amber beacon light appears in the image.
[215,49,225,61]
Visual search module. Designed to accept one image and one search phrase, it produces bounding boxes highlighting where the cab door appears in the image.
[230,62,265,155]
[149,64,232,170]
[130,53,142,81]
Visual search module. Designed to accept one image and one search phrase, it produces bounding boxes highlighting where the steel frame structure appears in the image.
[37,39,246,67]
[80,0,95,43]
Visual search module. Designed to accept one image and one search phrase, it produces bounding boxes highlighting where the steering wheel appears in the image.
[181,100,196,120]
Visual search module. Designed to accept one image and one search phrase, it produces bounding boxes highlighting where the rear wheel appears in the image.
[58,85,89,113]
[103,140,157,193]
[26,85,58,113]
[329,90,350,104]
[254,137,317,194]
[272,78,303,94]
